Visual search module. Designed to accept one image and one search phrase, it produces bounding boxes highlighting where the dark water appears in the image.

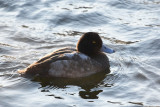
[0,0,160,106]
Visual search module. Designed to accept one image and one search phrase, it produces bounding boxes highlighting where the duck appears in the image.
[18,32,115,78]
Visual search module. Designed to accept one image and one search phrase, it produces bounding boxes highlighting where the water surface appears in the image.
[0,0,160,106]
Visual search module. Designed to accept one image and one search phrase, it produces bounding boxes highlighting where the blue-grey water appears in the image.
[0,0,160,106]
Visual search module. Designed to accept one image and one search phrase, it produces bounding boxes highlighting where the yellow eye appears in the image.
[92,41,96,44]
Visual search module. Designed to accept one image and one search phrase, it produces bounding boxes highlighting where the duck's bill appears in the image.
[100,44,115,54]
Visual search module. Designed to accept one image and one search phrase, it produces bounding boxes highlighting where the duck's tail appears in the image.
[18,69,26,74]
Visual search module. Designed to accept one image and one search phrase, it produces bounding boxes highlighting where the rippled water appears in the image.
[0,0,160,106]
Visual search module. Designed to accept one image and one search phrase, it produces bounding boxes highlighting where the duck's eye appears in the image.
[92,41,96,44]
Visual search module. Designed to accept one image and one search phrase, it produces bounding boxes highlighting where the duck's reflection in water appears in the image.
[32,71,113,99]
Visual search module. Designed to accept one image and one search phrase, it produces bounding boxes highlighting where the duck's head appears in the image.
[77,32,115,56]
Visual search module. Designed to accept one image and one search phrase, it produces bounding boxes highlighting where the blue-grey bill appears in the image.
[100,44,115,54]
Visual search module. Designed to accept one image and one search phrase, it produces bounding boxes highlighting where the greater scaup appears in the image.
[18,32,115,78]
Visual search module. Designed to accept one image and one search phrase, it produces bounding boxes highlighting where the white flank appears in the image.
[78,53,88,60]
[64,52,88,60]
[64,53,75,58]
